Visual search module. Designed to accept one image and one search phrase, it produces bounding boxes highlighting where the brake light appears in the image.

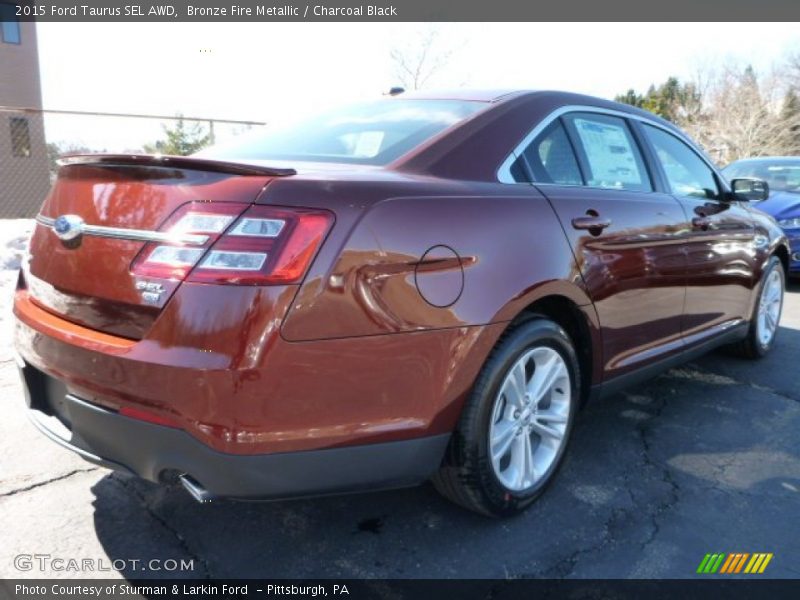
[188,206,333,285]
[131,202,333,285]
[131,202,246,280]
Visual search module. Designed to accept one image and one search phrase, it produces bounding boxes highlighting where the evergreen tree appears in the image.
[144,117,211,156]
[614,89,645,108]
[615,77,701,124]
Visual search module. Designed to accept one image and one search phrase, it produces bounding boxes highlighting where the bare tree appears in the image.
[682,63,800,163]
[787,50,800,90]
[389,28,453,91]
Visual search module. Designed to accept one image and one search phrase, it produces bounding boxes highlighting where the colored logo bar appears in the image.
[696,553,773,574]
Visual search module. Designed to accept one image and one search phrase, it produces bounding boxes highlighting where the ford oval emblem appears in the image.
[53,214,84,242]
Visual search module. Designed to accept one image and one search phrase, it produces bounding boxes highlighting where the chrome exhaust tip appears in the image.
[179,474,214,504]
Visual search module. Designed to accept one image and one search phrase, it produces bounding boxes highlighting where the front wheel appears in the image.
[432,318,579,517]
[728,256,785,359]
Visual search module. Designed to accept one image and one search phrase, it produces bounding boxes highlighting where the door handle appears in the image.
[571,216,611,232]
[692,217,711,231]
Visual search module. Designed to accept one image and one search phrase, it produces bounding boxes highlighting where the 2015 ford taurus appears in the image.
[14,90,790,516]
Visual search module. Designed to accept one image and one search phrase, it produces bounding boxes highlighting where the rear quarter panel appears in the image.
[276,183,592,340]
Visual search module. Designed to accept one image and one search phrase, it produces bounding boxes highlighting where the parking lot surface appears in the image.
[1,275,799,579]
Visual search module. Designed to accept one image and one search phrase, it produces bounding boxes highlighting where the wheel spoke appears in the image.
[501,376,525,409]
[535,410,568,424]
[510,435,527,488]
[528,354,562,404]
[491,422,516,462]
[766,311,776,331]
[512,361,528,402]
[522,433,536,486]
[531,419,564,441]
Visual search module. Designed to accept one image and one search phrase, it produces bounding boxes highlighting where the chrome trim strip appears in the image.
[496,104,718,185]
[35,215,209,246]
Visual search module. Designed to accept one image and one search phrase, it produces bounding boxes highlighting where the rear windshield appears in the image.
[198,99,486,166]
[723,160,800,193]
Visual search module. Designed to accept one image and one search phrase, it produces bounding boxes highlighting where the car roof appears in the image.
[395,89,678,127]
[395,89,532,103]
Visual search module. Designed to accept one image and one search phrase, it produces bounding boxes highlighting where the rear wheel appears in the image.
[728,256,785,359]
[432,318,579,517]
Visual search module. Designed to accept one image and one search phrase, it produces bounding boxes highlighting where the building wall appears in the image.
[0,16,51,218]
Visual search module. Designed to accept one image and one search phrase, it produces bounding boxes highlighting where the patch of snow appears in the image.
[0,219,34,360]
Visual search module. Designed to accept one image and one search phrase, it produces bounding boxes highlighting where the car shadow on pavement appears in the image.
[89,326,800,580]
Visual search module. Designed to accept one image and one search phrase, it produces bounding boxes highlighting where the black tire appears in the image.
[432,318,580,517]
[727,256,785,359]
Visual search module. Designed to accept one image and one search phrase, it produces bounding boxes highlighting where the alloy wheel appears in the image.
[488,346,571,491]
[757,268,783,347]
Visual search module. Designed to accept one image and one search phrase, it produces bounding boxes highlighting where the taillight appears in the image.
[188,206,332,285]
[131,202,333,285]
[131,202,246,281]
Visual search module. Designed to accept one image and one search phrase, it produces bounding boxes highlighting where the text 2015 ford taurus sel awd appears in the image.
[14,90,790,516]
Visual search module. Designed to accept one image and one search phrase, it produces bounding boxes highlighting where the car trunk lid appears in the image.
[25,154,291,339]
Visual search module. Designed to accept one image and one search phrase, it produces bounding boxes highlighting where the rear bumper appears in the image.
[18,360,450,500]
[14,288,500,455]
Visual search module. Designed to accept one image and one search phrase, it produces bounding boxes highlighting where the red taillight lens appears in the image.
[187,206,333,285]
[265,213,334,283]
[131,202,247,281]
[130,202,333,286]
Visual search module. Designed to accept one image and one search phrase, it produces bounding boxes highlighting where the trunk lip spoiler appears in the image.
[56,153,297,177]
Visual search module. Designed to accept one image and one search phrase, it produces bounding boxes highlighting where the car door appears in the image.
[509,111,689,380]
[638,123,757,342]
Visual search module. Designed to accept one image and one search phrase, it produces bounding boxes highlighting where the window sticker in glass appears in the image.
[573,117,645,190]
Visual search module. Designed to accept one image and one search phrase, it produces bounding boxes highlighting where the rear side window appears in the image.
[519,120,583,185]
[198,99,486,166]
[565,113,651,192]
[643,124,720,200]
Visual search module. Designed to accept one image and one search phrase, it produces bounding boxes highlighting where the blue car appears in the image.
[723,156,800,277]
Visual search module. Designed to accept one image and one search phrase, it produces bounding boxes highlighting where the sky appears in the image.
[35,22,800,152]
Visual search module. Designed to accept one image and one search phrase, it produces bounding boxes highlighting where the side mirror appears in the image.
[730,177,769,202]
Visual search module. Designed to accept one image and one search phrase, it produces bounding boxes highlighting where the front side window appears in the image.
[643,124,720,200]
[9,117,31,157]
[518,120,582,185]
[198,99,486,166]
[565,113,651,192]
[0,3,20,44]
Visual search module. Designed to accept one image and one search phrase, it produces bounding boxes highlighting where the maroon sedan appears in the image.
[14,90,789,516]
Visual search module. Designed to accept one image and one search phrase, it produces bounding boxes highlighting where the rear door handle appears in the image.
[571,216,611,232]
